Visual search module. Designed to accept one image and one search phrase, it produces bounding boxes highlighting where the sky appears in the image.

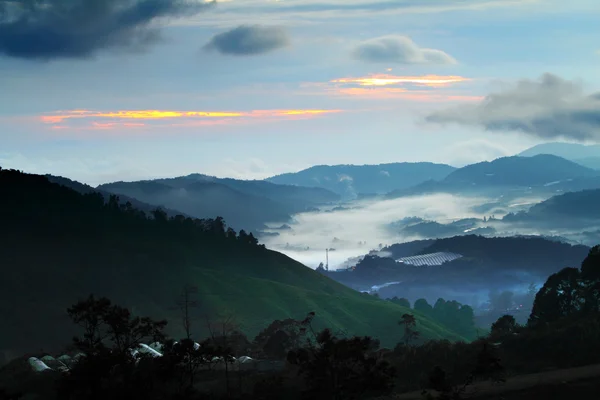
[1,0,599,186]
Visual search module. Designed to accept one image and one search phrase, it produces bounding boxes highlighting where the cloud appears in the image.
[204,25,289,56]
[331,74,469,87]
[439,139,515,167]
[302,73,480,101]
[352,35,457,65]
[260,193,487,269]
[425,73,600,141]
[0,0,214,60]
[35,108,343,130]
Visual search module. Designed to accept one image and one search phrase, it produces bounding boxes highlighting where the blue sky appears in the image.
[1,0,599,185]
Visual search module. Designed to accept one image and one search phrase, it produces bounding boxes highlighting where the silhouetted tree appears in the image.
[59,296,169,400]
[490,315,518,341]
[399,313,419,346]
[529,267,584,326]
[288,329,395,400]
[253,312,315,359]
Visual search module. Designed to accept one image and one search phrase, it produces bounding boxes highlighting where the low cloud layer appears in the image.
[261,193,486,268]
[0,0,212,60]
[204,25,290,56]
[426,73,600,141]
[352,35,457,65]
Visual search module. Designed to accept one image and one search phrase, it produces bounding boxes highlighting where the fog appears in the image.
[261,193,490,268]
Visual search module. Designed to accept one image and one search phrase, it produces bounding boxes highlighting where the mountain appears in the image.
[0,168,467,362]
[266,162,456,198]
[325,235,589,309]
[164,174,338,208]
[418,235,589,266]
[443,154,598,186]
[519,142,600,170]
[46,175,189,218]
[505,189,600,222]
[98,174,339,232]
[387,155,600,198]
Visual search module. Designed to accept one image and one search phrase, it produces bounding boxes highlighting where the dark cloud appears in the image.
[0,0,214,60]
[204,25,289,56]
[352,35,456,65]
[426,73,600,141]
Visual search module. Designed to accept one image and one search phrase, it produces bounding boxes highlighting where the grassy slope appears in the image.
[0,170,467,358]
[182,263,467,346]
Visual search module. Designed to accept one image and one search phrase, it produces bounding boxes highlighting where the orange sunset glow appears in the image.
[39,109,343,126]
[331,74,470,87]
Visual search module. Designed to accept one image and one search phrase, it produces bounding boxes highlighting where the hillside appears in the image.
[418,235,589,269]
[98,179,291,232]
[386,155,600,198]
[98,174,339,232]
[267,162,456,198]
[505,189,600,222]
[46,175,190,218]
[443,155,598,186]
[325,235,589,310]
[0,168,466,362]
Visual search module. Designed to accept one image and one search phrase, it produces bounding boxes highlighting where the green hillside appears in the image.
[0,168,467,361]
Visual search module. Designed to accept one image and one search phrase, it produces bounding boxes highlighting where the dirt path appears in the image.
[388,363,600,399]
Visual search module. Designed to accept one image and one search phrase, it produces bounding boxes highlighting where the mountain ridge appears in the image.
[266,162,456,198]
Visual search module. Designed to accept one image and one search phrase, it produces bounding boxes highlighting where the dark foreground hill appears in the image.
[98,174,339,232]
[267,162,456,198]
[0,168,465,363]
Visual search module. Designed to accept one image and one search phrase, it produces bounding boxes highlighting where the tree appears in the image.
[528,267,584,326]
[490,315,518,341]
[175,285,199,341]
[390,297,411,308]
[580,246,600,313]
[287,329,395,400]
[66,295,112,353]
[253,312,315,359]
[399,313,419,346]
[414,298,433,315]
[59,296,169,400]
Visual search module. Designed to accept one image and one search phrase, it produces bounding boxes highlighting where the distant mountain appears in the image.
[519,142,600,170]
[46,175,189,218]
[505,189,600,222]
[168,174,338,207]
[327,234,589,290]
[266,162,456,198]
[443,154,598,186]
[387,155,600,198]
[418,235,589,265]
[98,174,339,232]
[0,168,467,360]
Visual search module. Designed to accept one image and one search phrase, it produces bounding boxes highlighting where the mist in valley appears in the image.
[261,193,490,268]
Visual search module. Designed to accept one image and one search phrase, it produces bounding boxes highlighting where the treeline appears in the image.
[388,297,475,340]
[0,168,260,248]
[0,294,497,400]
